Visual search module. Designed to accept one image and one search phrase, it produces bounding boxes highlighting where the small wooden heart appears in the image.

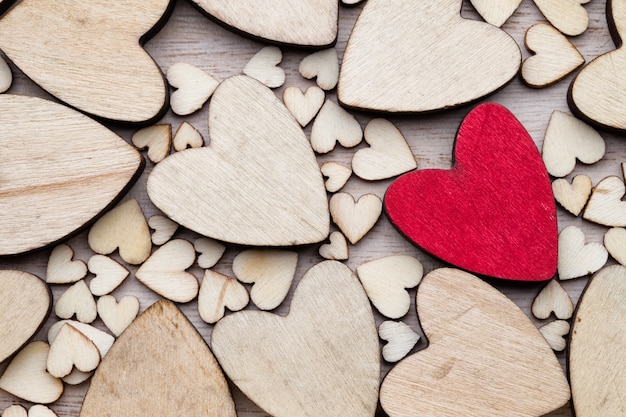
[198,270,249,324]
[330,193,382,245]
[46,244,87,284]
[173,122,204,151]
[88,255,130,296]
[552,174,592,216]
[55,280,97,324]
[48,320,115,359]
[531,279,574,320]
[167,62,219,116]
[131,124,171,164]
[148,215,178,246]
[320,161,351,193]
[533,0,589,36]
[539,320,570,352]
[283,86,325,127]
[604,227,626,266]
[378,321,420,363]
[194,237,226,269]
[558,225,607,280]
[299,48,339,90]
[243,47,285,89]
[470,0,521,26]
[310,100,362,154]
[47,324,101,378]
[319,231,349,261]
[583,176,626,226]
[27,405,57,417]
[97,295,140,336]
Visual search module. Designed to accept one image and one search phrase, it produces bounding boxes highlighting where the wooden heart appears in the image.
[0,270,51,364]
[188,0,337,47]
[604,227,626,266]
[329,193,382,245]
[470,0,521,27]
[167,62,218,116]
[0,0,172,123]
[320,162,351,193]
[46,244,87,284]
[173,122,203,151]
[539,320,570,352]
[148,215,178,246]
[211,261,380,417]
[299,48,339,91]
[319,231,349,261]
[380,268,570,417]
[46,324,101,378]
[0,95,142,256]
[583,176,626,226]
[552,174,592,216]
[531,279,574,320]
[80,300,236,417]
[533,0,589,37]
[55,280,97,324]
[198,270,249,324]
[88,255,130,296]
[194,238,226,269]
[243,47,285,89]
[557,225,607,280]
[570,265,626,416]
[310,100,363,154]
[283,86,325,127]
[97,295,140,336]
[569,0,626,131]
[148,75,329,246]
[131,124,171,164]
[385,103,556,281]
[378,321,420,363]
[338,0,521,113]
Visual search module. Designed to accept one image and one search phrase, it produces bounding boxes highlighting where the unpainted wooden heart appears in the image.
[539,320,570,352]
[552,174,592,216]
[54,280,97,324]
[338,0,521,113]
[88,254,130,296]
[583,176,626,226]
[148,75,329,246]
[0,0,172,123]
[194,237,226,269]
[378,321,420,363]
[167,62,219,116]
[330,193,382,245]
[46,244,87,284]
[0,95,143,256]
[310,99,363,154]
[380,268,570,417]
[131,124,171,164]
[198,270,249,324]
[80,300,236,417]
[559,225,608,280]
[148,215,178,246]
[385,103,557,281]
[211,261,380,417]
[604,227,626,266]
[283,86,325,127]
[3,405,58,417]
[243,47,285,89]
[46,324,101,378]
[531,279,574,320]
[319,231,349,261]
[470,0,522,26]
[320,161,351,193]
[97,295,139,336]
[533,0,590,36]
[299,48,339,90]
[173,122,204,151]
[48,320,115,359]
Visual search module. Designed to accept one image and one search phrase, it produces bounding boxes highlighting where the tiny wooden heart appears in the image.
[46,244,87,284]
[167,62,219,116]
[173,122,203,151]
[131,124,171,164]
[0,270,51,364]
[338,0,520,112]
[352,119,417,181]
[0,341,63,404]
[80,300,236,417]
[0,95,143,256]
[47,324,100,378]
[330,193,382,245]
[470,0,521,26]
[55,280,97,323]
[28,405,57,417]
[299,48,339,90]
[583,176,626,226]
[212,261,380,417]
[194,237,226,269]
[533,0,589,36]
[552,174,592,216]
[319,231,349,261]
[148,75,329,246]
[232,249,298,311]
[378,321,420,363]
[539,320,570,352]
[356,255,423,319]
[148,215,178,245]
[135,239,198,303]
[97,295,140,336]
[558,225,607,280]
[385,103,557,281]
[380,268,570,417]
[522,23,585,88]
[0,0,172,123]
[243,47,285,89]
[283,86,325,127]
[88,255,129,296]
[198,270,249,324]
[310,100,362,154]
[604,227,626,266]
[48,320,115,359]
[531,279,574,320]
[320,161,351,193]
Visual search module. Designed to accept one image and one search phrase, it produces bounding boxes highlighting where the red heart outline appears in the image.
[384,103,557,281]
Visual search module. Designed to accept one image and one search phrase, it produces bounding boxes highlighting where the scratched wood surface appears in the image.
[0,1,621,416]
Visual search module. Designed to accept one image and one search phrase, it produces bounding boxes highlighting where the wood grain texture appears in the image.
[378,320,420,363]
[557,225,607,280]
[96,295,140,336]
[0,0,172,123]
[45,244,87,285]
[470,0,521,26]
[531,279,574,320]
[338,0,521,112]
[552,175,593,216]
[80,300,236,417]
[46,324,100,378]
[532,0,590,37]
[583,176,626,226]
[380,268,570,417]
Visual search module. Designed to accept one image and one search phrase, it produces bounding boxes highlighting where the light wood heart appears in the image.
[283,86,325,127]
[148,75,329,246]
[46,324,101,378]
[552,175,592,216]
[80,300,236,417]
[28,405,57,417]
[0,95,142,256]
[320,161,351,193]
[319,231,349,261]
[243,47,285,89]
[338,0,521,113]
[378,321,420,363]
[533,0,590,37]
[558,225,607,280]
[604,227,626,266]
[173,122,204,151]
[539,320,570,352]
[211,261,380,417]
[148,215,178,246]
[131,124,171,164]
[88,255,130,296]
[97,295,140,336]
[194,237,226,269]
[583,176,626,226]
[531,279,574,320]
[470,0,522,26]
[46,244,87,284]
[0,270,51,364]
[310,99,363,154]
[0,0,172,123]
[329,193,382,244]
[198,270,249,324]
[167,62,218,116]
[380,268,570,417]
[188,0,337,47]
[54,280,97,324]
[48,320,115,359]
[299,48,339,90]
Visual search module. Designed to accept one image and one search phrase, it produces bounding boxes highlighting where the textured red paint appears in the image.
[384,103,557,282]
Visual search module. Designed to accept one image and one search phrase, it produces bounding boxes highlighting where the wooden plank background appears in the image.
[0,1,621,416]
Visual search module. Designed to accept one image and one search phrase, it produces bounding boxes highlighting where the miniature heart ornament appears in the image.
[148,75,329,246]
[385,103,557,281]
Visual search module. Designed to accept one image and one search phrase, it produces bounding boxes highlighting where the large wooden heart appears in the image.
[148,75,329,246]
[0,0,172,124]
[211,261,380,417]
[384,103,557,281]
[0,95,143,255]
[380,268,570,417]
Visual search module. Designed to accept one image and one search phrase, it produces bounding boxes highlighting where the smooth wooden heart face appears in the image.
[338,0,521,113]
[80,300,236,417]
[385,103,557,281]
[0,270,51,364]
[211,261,380,417]
[0,0,172,123]
[470,0,522,27]
[0,95,142,255]
[188,0,337,47]
[380,268,570,417]
[148,75,329,246]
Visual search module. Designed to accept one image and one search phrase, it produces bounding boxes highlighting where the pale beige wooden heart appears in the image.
[80,300,236,417]
[148,75,329,246]
[0,0,171,123]
[211,261,380,417]
[0,95,142,256]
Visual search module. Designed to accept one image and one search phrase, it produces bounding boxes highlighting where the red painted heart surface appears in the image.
[384,103,556,281]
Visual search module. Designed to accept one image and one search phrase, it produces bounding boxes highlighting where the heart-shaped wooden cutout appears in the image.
[47,324,100,378]
[319,231,349,260]
[583,176,626,226]
[148,75,329,246]
[558,225,607,280]
[299,48,339,91]
[188,0,337,47]
[131,124,171,164]
[539,320,570,352]
[531,279,574,320]
[338,0,521,113]
[0,95,142,256]
[385,103,557,281]
[604,227,626,266]
[88,255,130,296]
[167,62,218,116]
[194,237,226,269]
[80,300,236,417]
[97,295,140,336]
[46,244,87,284]
[330,193,382,245]
[0,0,172,123]
[173,122,203,151]
[0,270,51,364]
[148,215,178,246]
[243,47,285,89]
[212,261,380,417]
[378,321,420,363]
[533,0,590,37]
[283,86,325,127]
[310,100,363,154]
[320,161,351,193]
[552,174,592,216]
[470,0,522,27]
[55,280,97,324]
[380,268,570,417]
[198,270,249,324]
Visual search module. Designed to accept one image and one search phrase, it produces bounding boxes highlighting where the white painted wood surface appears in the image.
[0,1,621,416]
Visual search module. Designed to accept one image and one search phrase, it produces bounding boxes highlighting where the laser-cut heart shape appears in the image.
[557,225,607,280]
[470,0,522,27]
[46,324,101,378]
[533,0,590,37]
[97,295,140,336]
[55,280,97,324]
[0,95,143,256]
[46,244,87,284]
[338,0,521,113]
[531,279,574,320]
[211,261,380,417]
[198,270,249,324]
[88,255,130,296]
[148,75,329,246]
[380,268,570,417]
[385,103,557,281]
[552,174,592,216]
[0,0,172,123]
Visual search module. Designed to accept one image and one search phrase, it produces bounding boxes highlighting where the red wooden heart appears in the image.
[384,103,557,281]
